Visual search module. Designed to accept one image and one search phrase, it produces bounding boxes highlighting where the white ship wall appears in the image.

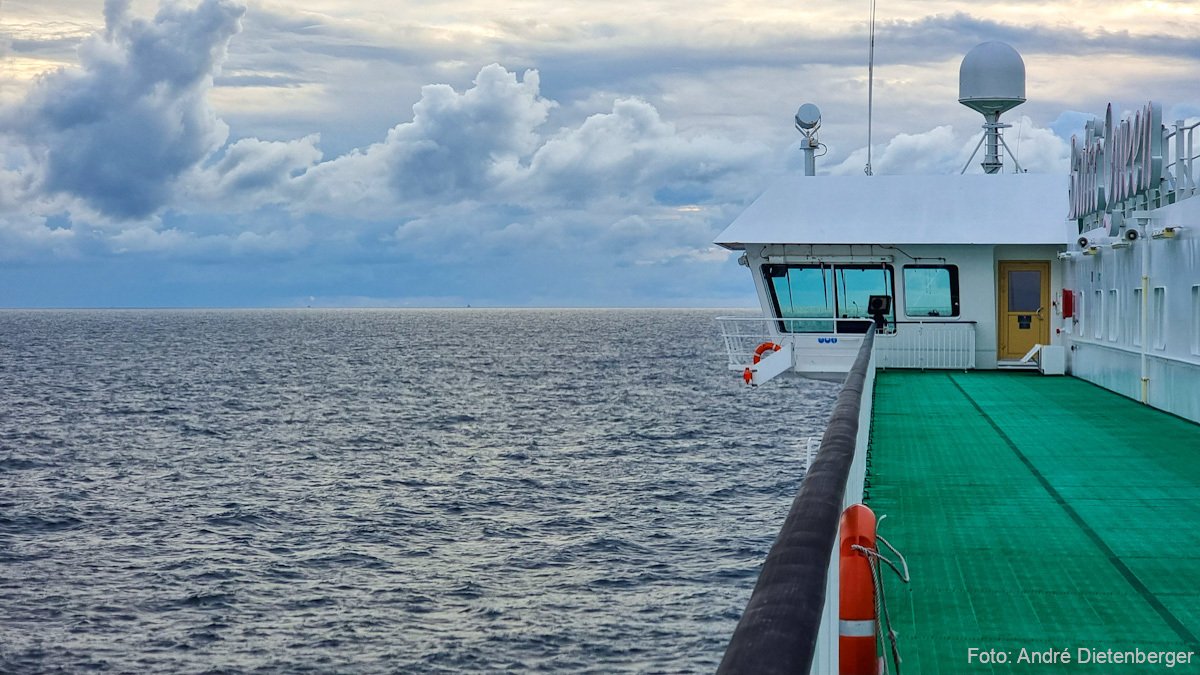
[1063,196,1200,423]
[745,243,1065,370]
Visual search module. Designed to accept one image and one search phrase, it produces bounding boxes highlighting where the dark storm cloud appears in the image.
[879,12,1200,62]
[3,0,245,219]
[5,36,86,56]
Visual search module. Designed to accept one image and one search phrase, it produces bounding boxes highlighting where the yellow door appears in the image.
[997,261,1050,360]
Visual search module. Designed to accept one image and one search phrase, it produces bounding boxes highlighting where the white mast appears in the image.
[865,0,876,176]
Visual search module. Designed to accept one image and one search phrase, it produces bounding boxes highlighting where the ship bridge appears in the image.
[715,173,1068,382]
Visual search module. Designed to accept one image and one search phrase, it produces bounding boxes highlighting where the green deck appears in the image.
[867,371,1200,673]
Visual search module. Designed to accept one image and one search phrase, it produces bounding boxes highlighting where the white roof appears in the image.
[715,173,1068,249]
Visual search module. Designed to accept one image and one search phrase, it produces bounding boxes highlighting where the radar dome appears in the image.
[958,41,1026,115]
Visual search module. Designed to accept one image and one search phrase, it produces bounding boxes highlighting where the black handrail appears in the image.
[773,318,977,334]
[717,329,876,675]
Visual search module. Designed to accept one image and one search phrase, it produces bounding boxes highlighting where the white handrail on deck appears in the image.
[715,316,875,369]
[876,321,977,370]
[1166,119,1200,202]
[716,316,976,371]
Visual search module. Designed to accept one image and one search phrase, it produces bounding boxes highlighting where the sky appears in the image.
[1,0,1198,308]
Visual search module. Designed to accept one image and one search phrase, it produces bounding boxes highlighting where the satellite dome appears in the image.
[958,41,1026,115]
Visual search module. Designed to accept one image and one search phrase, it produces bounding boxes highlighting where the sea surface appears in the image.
[0,309,838,673]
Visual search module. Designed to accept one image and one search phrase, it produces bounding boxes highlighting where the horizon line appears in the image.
[0,305,762,311]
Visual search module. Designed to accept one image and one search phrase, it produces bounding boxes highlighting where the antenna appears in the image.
[865,0,877,176]
[794,103,822,176]
[958,41,1026,174]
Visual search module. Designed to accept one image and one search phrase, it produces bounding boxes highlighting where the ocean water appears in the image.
[0,309,838,673]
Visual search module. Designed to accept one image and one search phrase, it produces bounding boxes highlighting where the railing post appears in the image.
[1176,119,1187,202]
[1188,123,1196,198]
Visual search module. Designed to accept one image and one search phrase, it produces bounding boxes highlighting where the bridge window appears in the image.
[903,265,959,318]
[763,264,894,333]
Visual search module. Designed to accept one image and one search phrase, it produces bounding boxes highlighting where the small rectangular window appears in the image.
[1192,286,1200,356]
[1008,271,1042,312]
[1132,288,1143,347]
[1153,287,1167,349]
[1076,293,1085,336]
[1107,289,1119,342]
[1094,290,1103,339]
[903,265,960,317]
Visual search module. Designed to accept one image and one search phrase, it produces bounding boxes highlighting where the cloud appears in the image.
[1006,118,1073,173]
[3,0,771,269]
[7,0,1197,307]
[280,67,771,271]
[186,134,321,207]
[1049,111,1097,141]
[827,115,1070,176]
[380,65,553,197]
[879,12,1200,63]
[105,222,309,256]
[0,139,78,259]
[284,61,768,249]
[513,97,763,206]
[3,0,245,219]
[294,64,554,214]
[0,215,75,260]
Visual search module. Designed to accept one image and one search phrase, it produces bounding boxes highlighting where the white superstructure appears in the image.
[714,43,1200,424]
[716,43,1200,675]
[1061,106,1200,422]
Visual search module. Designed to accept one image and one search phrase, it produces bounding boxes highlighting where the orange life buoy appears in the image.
[839,503,879,675]
[752,341,781,364]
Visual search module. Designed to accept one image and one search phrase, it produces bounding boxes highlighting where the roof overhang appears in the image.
[715,173,1068,250]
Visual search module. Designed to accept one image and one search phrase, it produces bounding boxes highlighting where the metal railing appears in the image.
[1166,119,1200,202]
[718,315,976,370]
[716,316,879,369]
[876,320,977,369]
[717,330,876,675]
